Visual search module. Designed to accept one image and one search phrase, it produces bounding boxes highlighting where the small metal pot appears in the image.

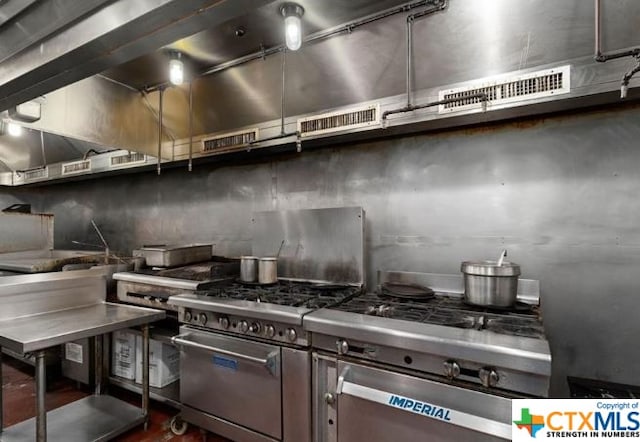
[461,260,521,307]
[240,256,259,282]
[258,257,278,284]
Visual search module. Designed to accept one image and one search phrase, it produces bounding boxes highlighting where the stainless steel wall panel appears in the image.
[8,104,640,397]
[0,212,54,253]
[252,207,365,285]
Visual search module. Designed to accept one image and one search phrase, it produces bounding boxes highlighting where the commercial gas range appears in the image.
[306,270,552,442]
[169,281,361,442]
[168,206,365,442]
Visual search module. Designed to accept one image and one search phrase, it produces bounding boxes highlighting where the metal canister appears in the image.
[258,257,278,284]
[239,256,259,282]
[461,261,521,307]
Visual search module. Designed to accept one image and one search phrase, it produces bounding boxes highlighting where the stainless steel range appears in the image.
[168,207,365,442]
[305,270,551,442]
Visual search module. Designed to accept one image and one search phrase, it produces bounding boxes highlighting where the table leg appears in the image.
[35,350,47,442]
[0,345,3,432]
[94,335,103,395]
[142,324,149,431]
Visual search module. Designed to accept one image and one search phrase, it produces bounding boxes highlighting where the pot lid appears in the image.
[461,260,521,277]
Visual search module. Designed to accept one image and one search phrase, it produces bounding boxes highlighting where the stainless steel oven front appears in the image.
[173,325,311,442]
[313,354,513,442]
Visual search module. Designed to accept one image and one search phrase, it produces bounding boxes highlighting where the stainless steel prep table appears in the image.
[0,301,165,441]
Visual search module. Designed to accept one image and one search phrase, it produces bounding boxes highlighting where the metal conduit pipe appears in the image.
[382,92,488,121]
[405,0,448,107]
[157,87,164,175]
[281,48,286,136]
[249,48,298,149]
[188,82,193,172]
[621,59,640,99]
[39,131,47,166]
[594,0,640,98]
[594,0,640,62]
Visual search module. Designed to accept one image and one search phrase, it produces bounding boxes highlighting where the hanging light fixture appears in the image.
[6,121,22,137]
[169,52,184,86]
[280,3,304,51]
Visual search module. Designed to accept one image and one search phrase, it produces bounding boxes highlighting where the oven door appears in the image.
[174,326,282,440]
[335,361,512,442]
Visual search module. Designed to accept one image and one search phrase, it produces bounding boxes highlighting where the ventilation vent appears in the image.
[202,129,259,153]
[438,65,570,113]
[110,152,146,167]
[22,167,48,181]
[298,104,380,138]
[61,159,91,175]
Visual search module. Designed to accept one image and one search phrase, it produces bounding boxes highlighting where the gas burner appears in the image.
[483,317,544,339]
[196,281,361,309]
[327,292,544,338]
[426,310,477,328]
[365,304,394,317]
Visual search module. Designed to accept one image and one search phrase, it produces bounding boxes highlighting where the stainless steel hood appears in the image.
[1,0,639,186]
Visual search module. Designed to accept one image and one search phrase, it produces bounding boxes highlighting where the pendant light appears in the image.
[169,52,184,86]
[6,121,22,137]
[280,3,305,51]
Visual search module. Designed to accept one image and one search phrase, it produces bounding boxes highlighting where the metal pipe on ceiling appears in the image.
[594,0,640,62]
[382,92,488,121]
[39,131,46,167]
[248,48,298,148]
[157,88,164,176]
[281,48,286,136]
[594,0,640,98]
[188,82,193,172]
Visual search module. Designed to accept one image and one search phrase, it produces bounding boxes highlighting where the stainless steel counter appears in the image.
[0,270,165,441]
[0,303,165,354]
[0,249,104,273]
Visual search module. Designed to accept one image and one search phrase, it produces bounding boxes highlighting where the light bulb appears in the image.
[281,3,304,51]
[284,15,302,51]
[169,58,184,86]
[7,122,22,137]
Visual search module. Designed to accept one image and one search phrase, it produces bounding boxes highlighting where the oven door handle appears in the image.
[172,334,278,375]
[336,367,512,440]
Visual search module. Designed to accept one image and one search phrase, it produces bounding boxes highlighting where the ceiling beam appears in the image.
[0,0,278,112]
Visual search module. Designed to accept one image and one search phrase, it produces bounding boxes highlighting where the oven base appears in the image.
[182,405,278,442]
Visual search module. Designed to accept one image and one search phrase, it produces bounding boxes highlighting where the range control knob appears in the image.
[286,328,297,342]
[218,316,230,330]
[479,367,499,388]
[183,310,193,322]
[239,320,249,333]
[265,325,276,338]
[198,313,208,326]
[337,339,349,355]
[250,322,262,334]
[443,360,461,379]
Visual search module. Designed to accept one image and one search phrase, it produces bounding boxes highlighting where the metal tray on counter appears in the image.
[133,244,212,268]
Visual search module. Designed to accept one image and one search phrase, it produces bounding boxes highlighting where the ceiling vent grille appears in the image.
[22,167,48,181]
[298,104,380,138]
[110,152,146,167]
[61,159,91,175]
[438,65,570,113]
[202,129,259,153]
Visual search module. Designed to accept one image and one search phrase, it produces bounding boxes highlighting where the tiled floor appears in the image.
[1,357,229,441]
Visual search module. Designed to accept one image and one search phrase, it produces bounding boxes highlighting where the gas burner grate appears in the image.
[330,293,544,338]
[196,281,361,309]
